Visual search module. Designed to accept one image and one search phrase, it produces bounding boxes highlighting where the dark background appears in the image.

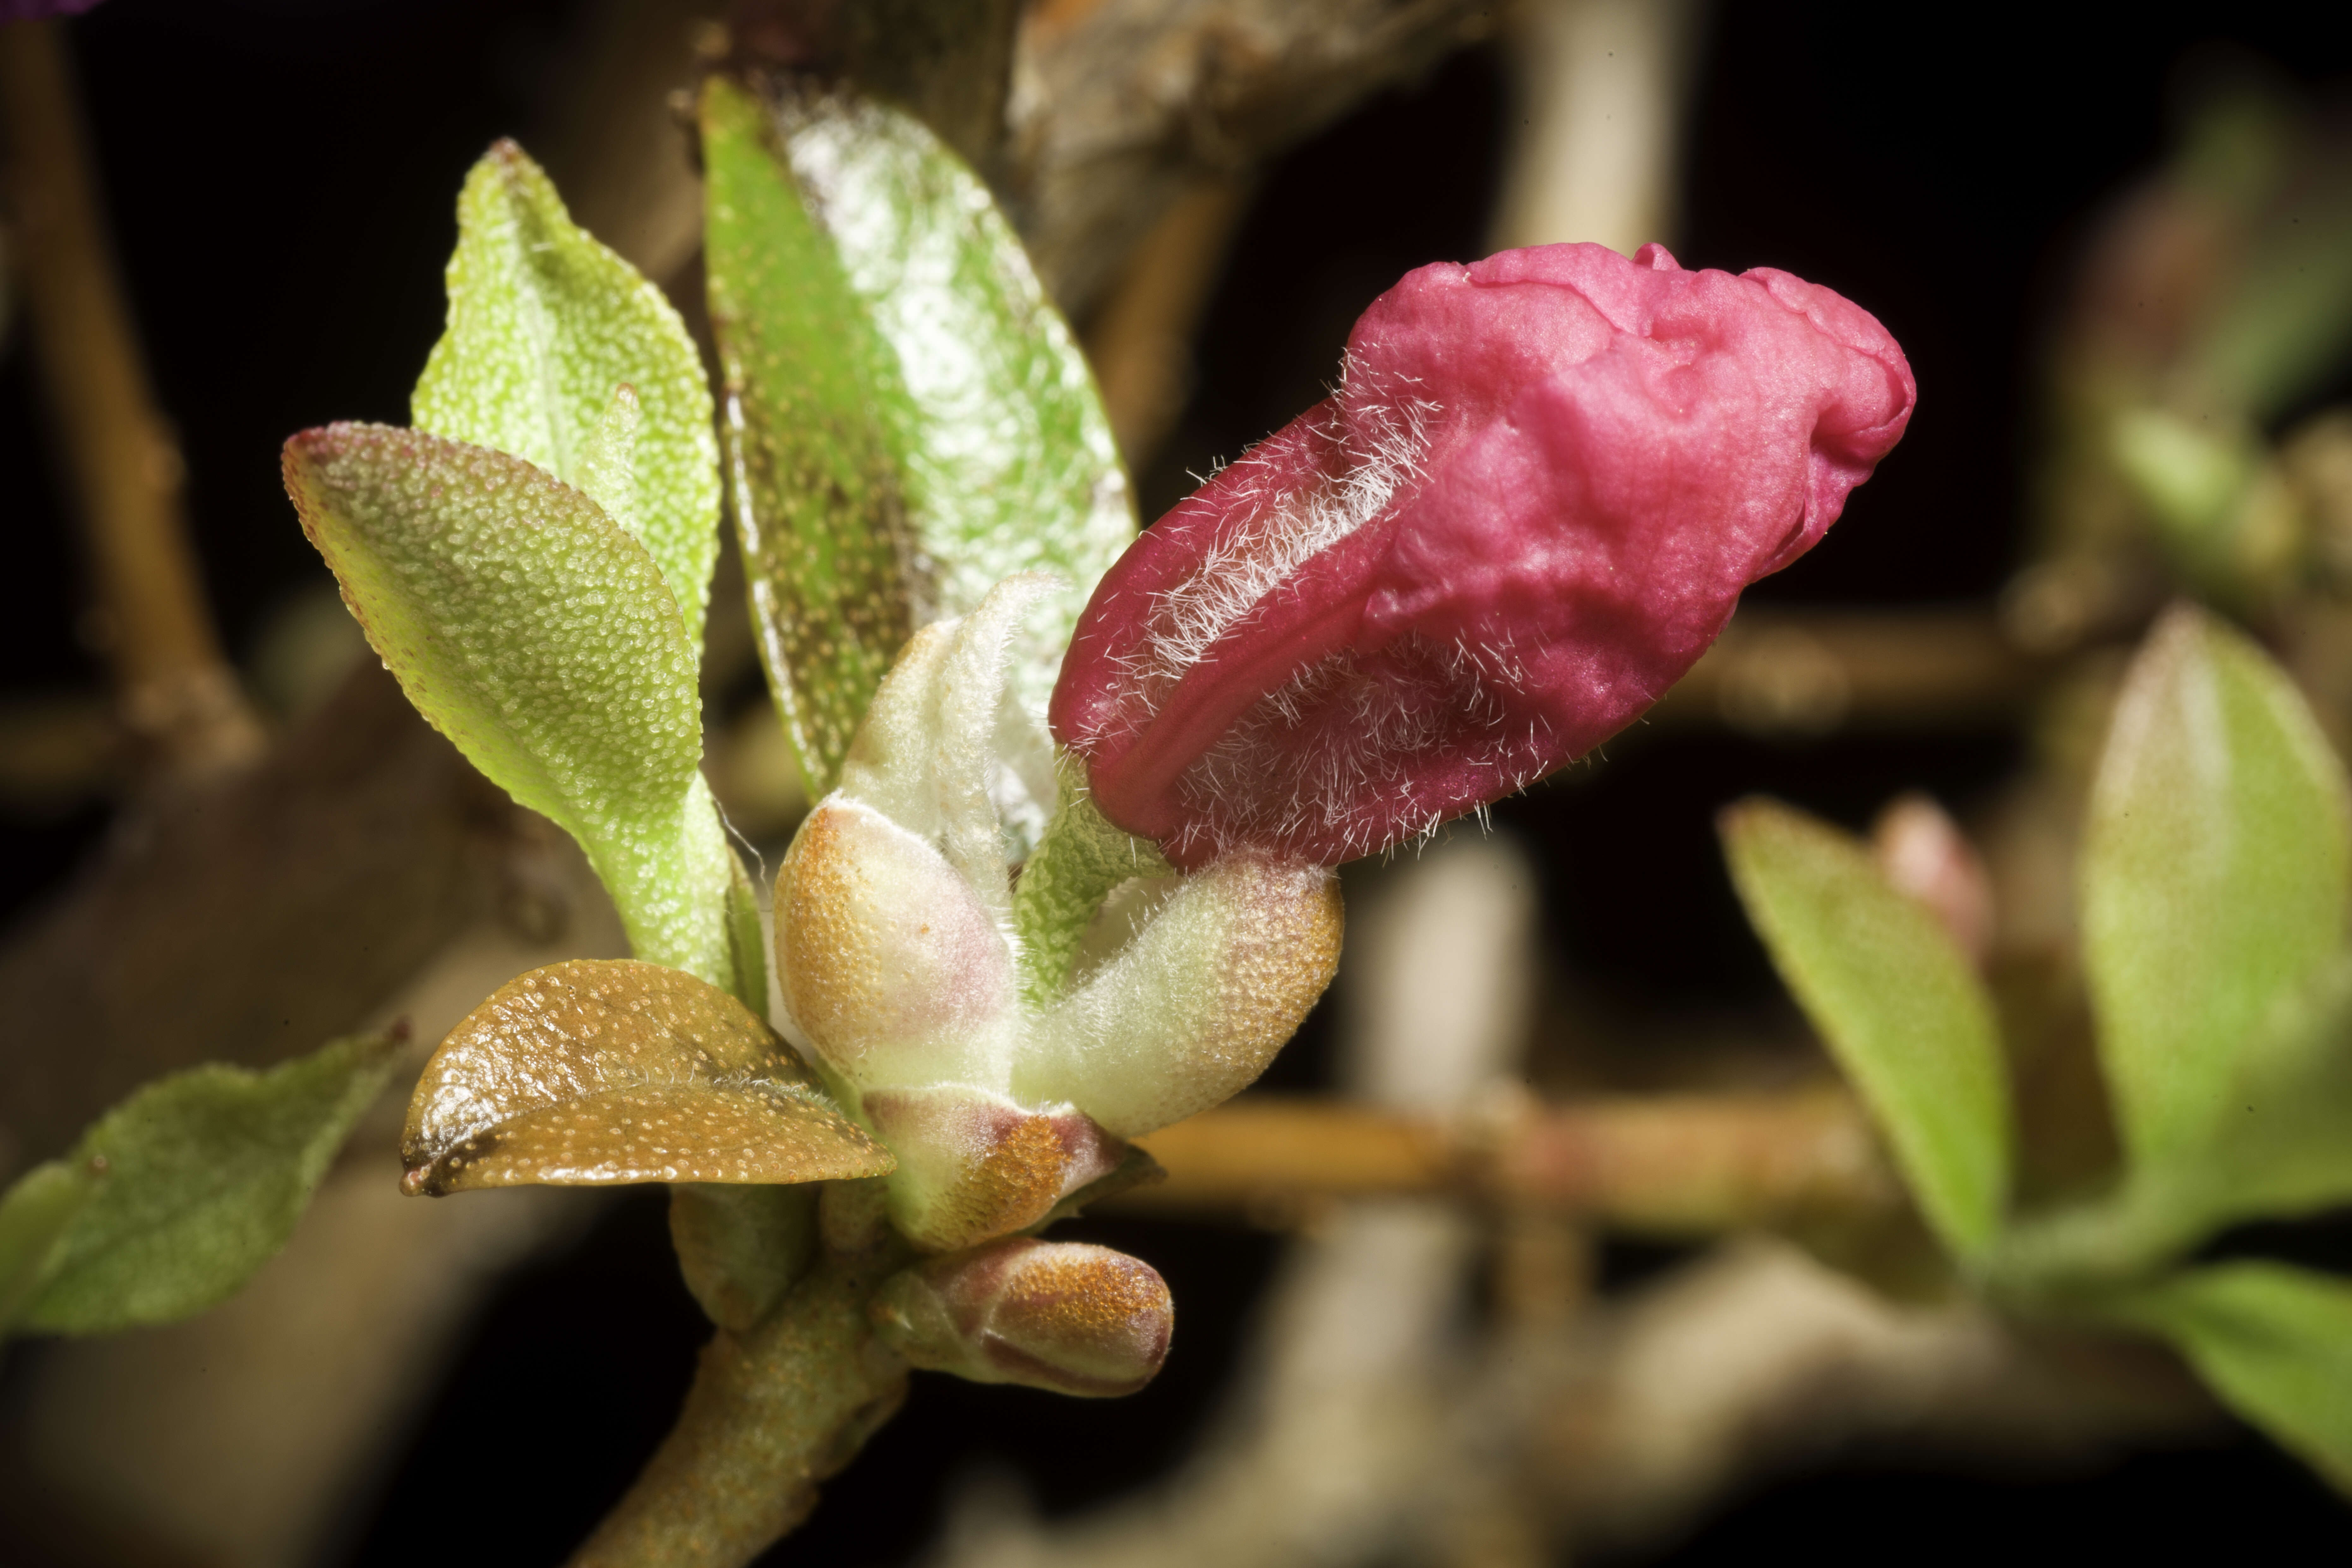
[6,1,2352,1562]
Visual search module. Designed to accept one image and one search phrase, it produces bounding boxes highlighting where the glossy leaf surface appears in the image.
[285,423,748,995]
[703,76,913,793]
[760,85,1134,725]
[700,75,1134,798]
[402,960,891,1195]
[13,1033,400,1335]
[412,140,722,644]
[1723,798,2012,1259]
[2111,1261,2352,1492]
[2082,606,2351,1171]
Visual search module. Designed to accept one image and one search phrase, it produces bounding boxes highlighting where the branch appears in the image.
[568,1244,910,1568]
[1117,1087,1905,1232]
[0,663,526,1181]
[1650,605,2054,737]
[0,22,263,782]
[1009,0,1498,318]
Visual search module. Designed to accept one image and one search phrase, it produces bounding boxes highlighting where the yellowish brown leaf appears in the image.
[402,960,891,1195]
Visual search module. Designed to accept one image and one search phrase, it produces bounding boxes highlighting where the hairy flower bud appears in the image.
[870,1237,1174,1397]
[1051,242,1916,867]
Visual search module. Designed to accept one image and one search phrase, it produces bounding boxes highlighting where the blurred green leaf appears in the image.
[2081,605,2350,1174]
[284,423,751,999]
[2193,165,2352,424]
[14,1032,400,1336]
[699,75,1134,803]
[401,960,890,1196]
[412,140,721,646]
[0,1160,98,1331]
[1722,799,2012,1260]
[2110,407,2254,542]
[2107,1261,2352,1493]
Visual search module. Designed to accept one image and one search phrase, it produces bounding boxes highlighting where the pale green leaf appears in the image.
[0,1160,99,1331]
[401,960,890,1195]
[18,1032,400,1336]
[2081,605,2351,1171]
[412,139,721,646]
[1722,798,2013,1259]
[699,75,1135,806]
[2071,953,2352,1270]
[284,422,750,999]
[2107,1261,2352,1493]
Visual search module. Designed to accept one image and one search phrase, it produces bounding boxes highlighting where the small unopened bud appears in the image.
[871,1238,1173,1397]
[1871,792,1994,966]
[861,1087,1126,1252]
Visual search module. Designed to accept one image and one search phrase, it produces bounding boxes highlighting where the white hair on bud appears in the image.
[1160,632,1527,866]
[1117,360,1440,720]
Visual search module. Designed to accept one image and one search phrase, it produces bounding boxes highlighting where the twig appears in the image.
[0,22,264,783]
[1116,1086,1904,1232]
[1650,605,2054,737]
[1488,0,1700,256]
[568,1245,909,1568]
[0,663,524,1182]
[1009,0,1499,317]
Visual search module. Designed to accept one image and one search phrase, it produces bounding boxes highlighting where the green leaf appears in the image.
[0,1160,99,1331]
[760,86,1135,727]
[14,1032,400,1336]
[2081,605,2351,1173]
[2106,1261,2352,1493]
[401,960,892,1195]
[669,1183,817,1331]
[2191,168,2352,424]
[700,75,1135,801]
[1722,798,2013,1260]
[1012,782,1172,1006]
[284,422,750,999]
[2066,953,2352,1271]
[702,76,915,796]
[412,139,722,647]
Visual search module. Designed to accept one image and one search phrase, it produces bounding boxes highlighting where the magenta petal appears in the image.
[1052,242,1916,868]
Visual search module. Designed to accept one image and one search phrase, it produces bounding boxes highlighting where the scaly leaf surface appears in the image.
[700,76,1134,812]
[285,423,752,997]
[412,140,722,643]
[402,960,892,1194]
[702,76,914,793]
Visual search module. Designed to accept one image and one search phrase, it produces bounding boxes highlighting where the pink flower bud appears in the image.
[871,1237,1174,1397]
[1871,792,1995,969]
[1051,242,1916,868]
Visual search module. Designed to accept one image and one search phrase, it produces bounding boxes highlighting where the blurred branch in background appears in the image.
[1082,178,1250,470]
[537,0,731,283]
[1655,606,2055,738]
[0,21,262,784]
[1488,0,1699,256]
[937,841,2217,1568]
[2,859,625,1568]
[1121,1087,1897,1234]
[1006,0,1497,319]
